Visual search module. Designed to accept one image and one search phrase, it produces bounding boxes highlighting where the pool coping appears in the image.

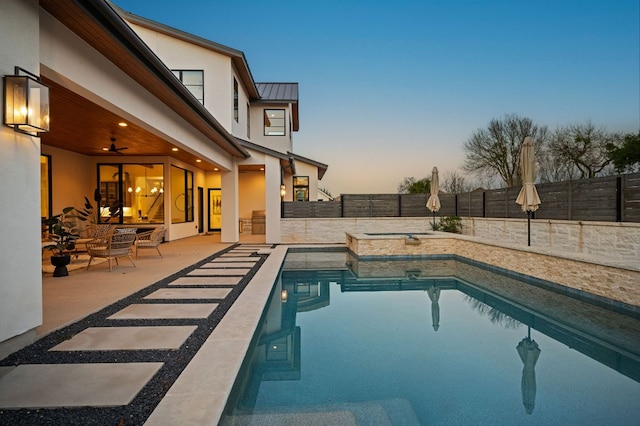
[144,245,289,425]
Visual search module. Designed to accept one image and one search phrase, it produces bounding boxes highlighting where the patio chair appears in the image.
[135,226,166,259]
[74,224,114,257]
[86,227,137,271]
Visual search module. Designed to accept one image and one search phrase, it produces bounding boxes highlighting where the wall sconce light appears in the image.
[280,184,286,198]
[3,67,50,136]
[281,289,288,303]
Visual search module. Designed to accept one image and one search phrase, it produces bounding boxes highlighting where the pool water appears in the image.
[222,251,640,425]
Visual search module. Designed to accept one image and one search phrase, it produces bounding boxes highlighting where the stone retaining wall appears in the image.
[345,233,640,310]
[461,217,640,260]
[281,217,640,260]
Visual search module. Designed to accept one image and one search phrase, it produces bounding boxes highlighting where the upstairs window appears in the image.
[233,78,239,122]
[172,70,204,104]
[264,109,285,136]
[246,103,251,138]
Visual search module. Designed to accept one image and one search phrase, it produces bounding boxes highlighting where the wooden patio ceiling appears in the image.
[40,78,221,171]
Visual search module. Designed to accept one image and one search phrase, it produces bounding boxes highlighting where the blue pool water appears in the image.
[222,251,640,425]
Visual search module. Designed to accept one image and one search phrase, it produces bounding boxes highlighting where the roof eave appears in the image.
[41,0,250,159]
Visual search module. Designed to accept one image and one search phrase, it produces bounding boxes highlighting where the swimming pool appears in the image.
[221,249,640,425]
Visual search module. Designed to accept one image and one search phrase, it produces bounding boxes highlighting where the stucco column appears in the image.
[0,0,43,353]
[220,163,239,242]
[265,156,281,244]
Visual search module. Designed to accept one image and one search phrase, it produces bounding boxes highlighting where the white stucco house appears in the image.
[0,0,327,355]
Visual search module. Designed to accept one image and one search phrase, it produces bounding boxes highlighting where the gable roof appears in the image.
[256,83,299,131]
[112,3,260,100]
[235,138,327,180]
[40,0,249,159]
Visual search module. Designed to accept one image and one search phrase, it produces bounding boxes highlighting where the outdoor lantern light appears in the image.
[280,184,286,198]
[281,289,288,303]
[3,67,50,136]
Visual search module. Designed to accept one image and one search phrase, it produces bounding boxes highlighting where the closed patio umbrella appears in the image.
[515,137,541,246]
[517,331,541,414]
[426,285,440,331]
[426,167,441,227]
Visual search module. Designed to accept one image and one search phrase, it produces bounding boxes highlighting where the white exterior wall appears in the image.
[231,67,250,140]
[249,103,294,154]
[0,0,43,349]
[127,24,236,134]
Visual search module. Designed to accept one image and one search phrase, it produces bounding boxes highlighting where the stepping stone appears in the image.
[108,303,217,320]
[0,363,163,408]
[50,326,197,351]
[186,268,250,276]
[201,262,256,268]
[169,276,242,286]
[144,288,231,300]
[213,256,258,262]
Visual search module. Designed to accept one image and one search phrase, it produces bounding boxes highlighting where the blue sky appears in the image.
[114,0,639,194]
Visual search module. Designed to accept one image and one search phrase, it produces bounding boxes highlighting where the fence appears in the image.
[282,172,640,222]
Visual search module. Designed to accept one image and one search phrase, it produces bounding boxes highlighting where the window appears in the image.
[171,165,194,223]
[40,154,52,220]
[293,176,309,201]
[246,103,251,138]
[172,70,204,104]
[98,163,165,224]
[233,78,239,122]
[264,109,285,136]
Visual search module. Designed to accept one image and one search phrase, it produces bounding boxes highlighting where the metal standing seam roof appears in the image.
[256,83,299,131]
[256,83,299,102]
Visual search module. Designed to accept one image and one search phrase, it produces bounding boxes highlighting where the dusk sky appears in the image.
[113,0,640,195]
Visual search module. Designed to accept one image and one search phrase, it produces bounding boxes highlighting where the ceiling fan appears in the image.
[108,137,128,153]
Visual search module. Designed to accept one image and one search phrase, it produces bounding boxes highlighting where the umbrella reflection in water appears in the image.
[517,327,541,414]
[426,285,440,331]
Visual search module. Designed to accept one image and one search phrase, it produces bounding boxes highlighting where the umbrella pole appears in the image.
[432,211,436,228]
[527,211,531,246]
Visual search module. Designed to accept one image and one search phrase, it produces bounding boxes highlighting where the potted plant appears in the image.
[75,188,121,229]
[42,207,81,277]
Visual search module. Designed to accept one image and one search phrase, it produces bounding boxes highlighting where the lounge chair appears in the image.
[135,226,166,259]
[86,228,137,271]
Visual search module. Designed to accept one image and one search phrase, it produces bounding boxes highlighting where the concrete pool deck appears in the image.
[0,231,638,424]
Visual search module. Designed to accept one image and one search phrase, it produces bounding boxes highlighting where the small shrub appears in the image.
[431,216,462,233]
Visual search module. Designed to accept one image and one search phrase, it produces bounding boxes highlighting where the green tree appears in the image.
[607,132,640,173]
[462,114,548,187]
[397,177,430,194]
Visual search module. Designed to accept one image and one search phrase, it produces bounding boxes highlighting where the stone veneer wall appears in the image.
[460,217,640,260]
[345,233,640,309]
[281,217,640,260]
[281,218,432,244]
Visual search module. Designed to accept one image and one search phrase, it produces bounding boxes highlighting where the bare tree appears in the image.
[462,114,548,187]
[537,147,582,183]
[441,170,471,193]
[548,121,615,179]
